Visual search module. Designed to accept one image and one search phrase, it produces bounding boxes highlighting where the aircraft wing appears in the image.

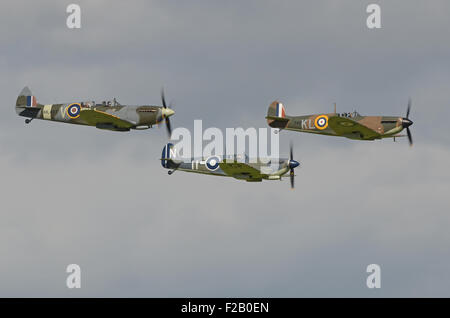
[79,109,135,129]
[328,116,381,139]
[219,162,263,181]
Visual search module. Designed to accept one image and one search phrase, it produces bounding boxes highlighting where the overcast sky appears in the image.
[0,0,449,297]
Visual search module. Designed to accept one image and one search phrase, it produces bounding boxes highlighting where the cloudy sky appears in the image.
[0,0,449,297]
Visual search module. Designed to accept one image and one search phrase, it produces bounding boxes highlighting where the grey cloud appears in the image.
[0,0,450,297]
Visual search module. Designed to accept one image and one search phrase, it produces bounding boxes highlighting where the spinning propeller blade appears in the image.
[407,126,413,146]
[161,88,174,138]
[406,98,411,119]
[404,99,413,146]
[288,142,300,189]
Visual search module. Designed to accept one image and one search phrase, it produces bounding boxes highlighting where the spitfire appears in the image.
[15,87,175,135]
[161,143,300,188]
[15,85,415,189]
[266,100,414,146]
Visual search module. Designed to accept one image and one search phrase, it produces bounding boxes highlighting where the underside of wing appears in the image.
[79,109,135,130]
[328,116,381,140]
[219,162,263,181]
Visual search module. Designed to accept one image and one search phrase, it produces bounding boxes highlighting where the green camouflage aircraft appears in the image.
[15,87,175,135]
[161,143,301,188]
[266,100,414,146]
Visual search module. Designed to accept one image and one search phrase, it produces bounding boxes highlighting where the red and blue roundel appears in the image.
[206,156,221,171]
[67,103,81,119]
[314,115,328,130]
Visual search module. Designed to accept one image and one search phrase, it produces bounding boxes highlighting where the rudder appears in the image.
[161,143,176,168]
[16,86,41,117]
[16,87,38,107]
[267,100,286,118]
[266,100,289,129]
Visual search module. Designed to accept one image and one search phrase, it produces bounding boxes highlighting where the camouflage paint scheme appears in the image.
[15,87,174,131]
[266,101,413,141]
[161,143,300,183]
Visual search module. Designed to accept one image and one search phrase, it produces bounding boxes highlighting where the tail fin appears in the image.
[266,100,289,128]
[161,143,176,168]
[267,100,286,118]
[16,87,38,107]
[16,87,41,117]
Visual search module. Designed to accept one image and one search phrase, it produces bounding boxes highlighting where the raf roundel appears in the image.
[314,115,328,130]
[67,103,81,119]
[206,156,221,171]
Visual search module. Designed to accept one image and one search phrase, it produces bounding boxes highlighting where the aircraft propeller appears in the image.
[402,99,413,146]
[161,89,175,138]
[288,142,300,189]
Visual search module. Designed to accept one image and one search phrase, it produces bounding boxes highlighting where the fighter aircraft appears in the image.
[161,143,301,188]
[15,87,175,135]
[266,99,414,146]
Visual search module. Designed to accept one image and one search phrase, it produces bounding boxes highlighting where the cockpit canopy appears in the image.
[337,111,361,118]
[223,154,248,161]
[79,98,121,108]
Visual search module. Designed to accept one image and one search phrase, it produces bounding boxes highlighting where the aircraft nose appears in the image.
[162,108,175,118]
[289,160,300,169]
[401,118,413,128]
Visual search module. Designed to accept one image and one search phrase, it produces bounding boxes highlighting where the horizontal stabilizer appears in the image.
[18,107,40,118]
[266,116,290,122]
